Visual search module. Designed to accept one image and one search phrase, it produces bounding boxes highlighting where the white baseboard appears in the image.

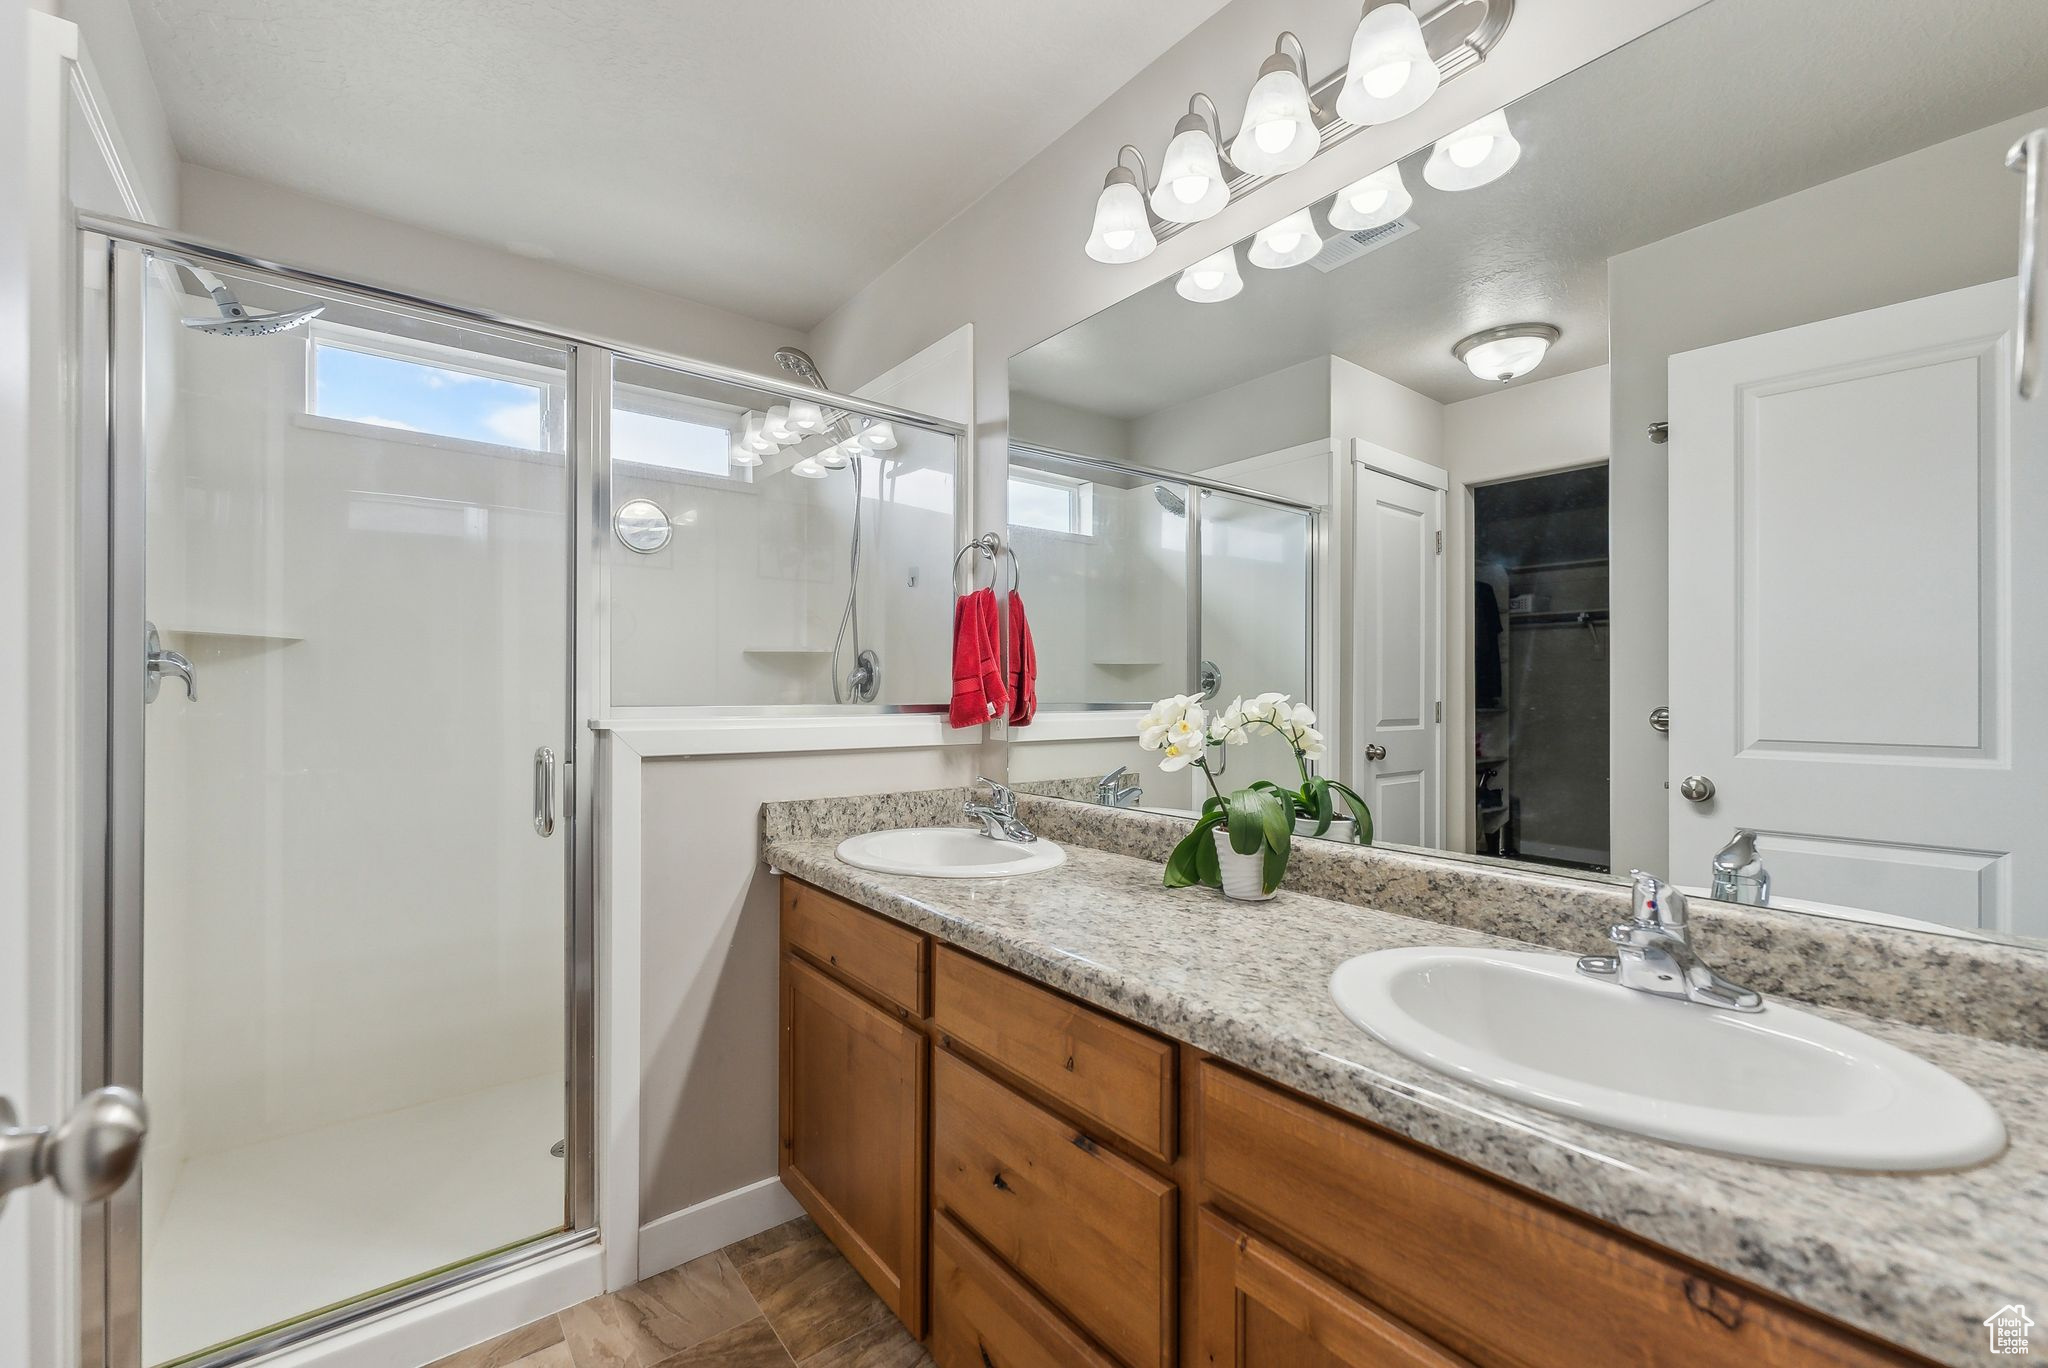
[638,1177,804,1278]
[261,1242,604,1368]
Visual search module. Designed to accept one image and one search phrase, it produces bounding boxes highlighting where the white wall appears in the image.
[1440,364,1610,852]
[1131,356,1329,473]
[1330,356,1443,468]
[178,165,799,374]
[1606,109,2038,877]
[1010,389,1132,461]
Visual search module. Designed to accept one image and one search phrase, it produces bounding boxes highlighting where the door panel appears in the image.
[1668,278,2038,933]
[1353,466,1444,848]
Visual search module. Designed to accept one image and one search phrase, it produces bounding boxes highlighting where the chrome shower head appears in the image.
[773,346,827,389]
[1153,484,1187,516]
[175,263,324,337]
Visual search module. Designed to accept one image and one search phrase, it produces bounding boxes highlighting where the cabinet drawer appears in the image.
[783,879,926,1016]
[932,944,1174,1163]
[933,1048,1175,1368]
[1195,1063,1919,1368]
[930,1212,1117,1368]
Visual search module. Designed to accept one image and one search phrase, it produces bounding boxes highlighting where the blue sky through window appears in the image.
[313,341,547,449]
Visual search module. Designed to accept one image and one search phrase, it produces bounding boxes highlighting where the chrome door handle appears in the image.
[143,622,195,702]
[1679,774,1716,803]
[0,1087,148,1218]
[1364,744,1388,761]
[2009,128,2047,399]
[534,747,556,837]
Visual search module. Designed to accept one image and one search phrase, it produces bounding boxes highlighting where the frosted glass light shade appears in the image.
[1151,122,1228,223]
[1327,163,1412,231]
[1176,248,1244,303]
[1230,62,1318,175]
[1336,3,1440,125]
[730,446,763,468]
[790,456,828,479]
[817,441,851,469]
[788,398,825,433]
[858,421,897,450]
[741,412,777,454]
[1425,109,1521,190]
[1249,208,1323,269]
[764,405,798,444]
[1454,324,1558,382]
[1086,172,1156,263]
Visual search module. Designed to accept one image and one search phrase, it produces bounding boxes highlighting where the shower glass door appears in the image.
[102,239,581,1366]
[1197,489,1314,793]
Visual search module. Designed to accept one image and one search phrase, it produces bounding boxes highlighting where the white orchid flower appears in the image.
[1241,691,1290,723]
[1207,697,1251,746]
[1299,726,1327,760]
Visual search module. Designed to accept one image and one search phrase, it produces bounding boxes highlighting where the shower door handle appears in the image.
[143,622,195,702]
[2010,128,2047,399]
[0,1087,148,1218]
[534,747,556,837]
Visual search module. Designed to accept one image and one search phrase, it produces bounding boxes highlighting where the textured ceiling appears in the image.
[131,0,1235,329]
[1011,0,2048,414]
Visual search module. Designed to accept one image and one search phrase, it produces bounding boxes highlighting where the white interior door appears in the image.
[1352,461,1444,848]
[1668,277,2041,934]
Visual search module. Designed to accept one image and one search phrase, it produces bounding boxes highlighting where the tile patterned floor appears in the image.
[427,1217,932,1368]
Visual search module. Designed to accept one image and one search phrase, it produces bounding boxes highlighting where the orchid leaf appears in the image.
[1164,812,1223,886]
[1226,789,1266,855]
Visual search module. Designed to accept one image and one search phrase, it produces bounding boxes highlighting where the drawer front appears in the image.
[933,1048,1175,1368]
[783,879,926,1016]
[932,944,1174,1163]
[1196,1064,1919,1368]
[930,1212,1117,1368]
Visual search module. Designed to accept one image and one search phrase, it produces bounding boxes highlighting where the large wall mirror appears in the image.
[1004,0,2048,945]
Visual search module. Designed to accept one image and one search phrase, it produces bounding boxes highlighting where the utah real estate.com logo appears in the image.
[1986,1305,2035,1355]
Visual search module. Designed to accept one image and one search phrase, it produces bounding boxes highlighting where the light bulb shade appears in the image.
[764,404,798,443]
[730,447,763,467]
[1453,324,1558,382]
[1424,109,1521,191]
[817,442,851,469]
[1229,59,1318,175]
[1150,121,1228,223]
[1085,170,1156,263]
[1336,3,1440,125]
[1176,248,1244,303]
[858,421,897,450]
[741,412,776,454]
[790,456,828,479]
[788,398,825,433]
[1248,207,1323,269]
[1326,163,1412,231]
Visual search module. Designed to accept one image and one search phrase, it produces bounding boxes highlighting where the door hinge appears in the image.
[1435,530,1443,553]
[1435,700,1442,723]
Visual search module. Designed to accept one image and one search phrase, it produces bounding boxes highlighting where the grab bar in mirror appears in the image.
[2009,128,2046,399]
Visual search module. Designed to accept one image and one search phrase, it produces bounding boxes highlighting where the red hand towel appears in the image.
[1006,589,1037,727]
[948,588,1008,728]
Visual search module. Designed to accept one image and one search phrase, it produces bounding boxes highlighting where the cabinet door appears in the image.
[1194,1209,1471,1368]
[781,953,926,1329]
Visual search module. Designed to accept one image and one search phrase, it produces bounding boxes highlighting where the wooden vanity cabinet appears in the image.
[778,878,1934,1368]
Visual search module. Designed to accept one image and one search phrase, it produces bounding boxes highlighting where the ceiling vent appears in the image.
[1309,217,1418,273]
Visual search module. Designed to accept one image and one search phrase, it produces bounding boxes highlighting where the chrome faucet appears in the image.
[1096,765,1144,809]
[964,777,1037,844]
[1576,871,1763,1012]
[1710,829,1770,906]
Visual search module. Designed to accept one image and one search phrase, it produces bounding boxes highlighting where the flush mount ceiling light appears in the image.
[1327,162,1412,231]
[1085,145,1158,264]
[1337,1,1440,125]
[1425,108,1521,190]
[1176,246,1245,303]
[1151,95,1230,224]
[1230,33,1319,176]
[1249,207,1324,270]
[1453,323,1559,382]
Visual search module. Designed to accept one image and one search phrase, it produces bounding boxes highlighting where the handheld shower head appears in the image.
[773,346,827,388]
[174,262,324,337]
[1153,484,1187,516]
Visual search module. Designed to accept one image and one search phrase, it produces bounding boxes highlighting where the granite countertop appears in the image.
[763,830,2046,1367]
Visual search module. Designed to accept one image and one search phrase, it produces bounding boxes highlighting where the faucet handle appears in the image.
[1627,869,1687,930]
[972,775,1016,814]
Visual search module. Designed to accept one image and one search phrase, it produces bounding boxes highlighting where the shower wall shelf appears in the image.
[161,623,304,644]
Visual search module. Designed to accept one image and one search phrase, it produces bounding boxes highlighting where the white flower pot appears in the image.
[1213,829,1276,901]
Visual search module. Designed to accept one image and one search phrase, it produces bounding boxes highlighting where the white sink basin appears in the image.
[835,827,1066,879]
[1330,947,2005,1171]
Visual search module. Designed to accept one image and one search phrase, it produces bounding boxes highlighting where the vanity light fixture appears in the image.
[1085,145,1158,263]
[740,411,777,456]
[790,456,829,479]
[1230,33,1319,176]
[1249,206,1324,269]
[730,445,763,468]
[1453,323,1559,382]
[1150,95,1230,224]
[1176,246,1245,303]
[1425,108,1521,190]
[858,420,897,451]
[817,441,851,470]
[1327,162,1412,231]
[763,404,799,444]
[1336,1,1440,125]
[788,397,825,434]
